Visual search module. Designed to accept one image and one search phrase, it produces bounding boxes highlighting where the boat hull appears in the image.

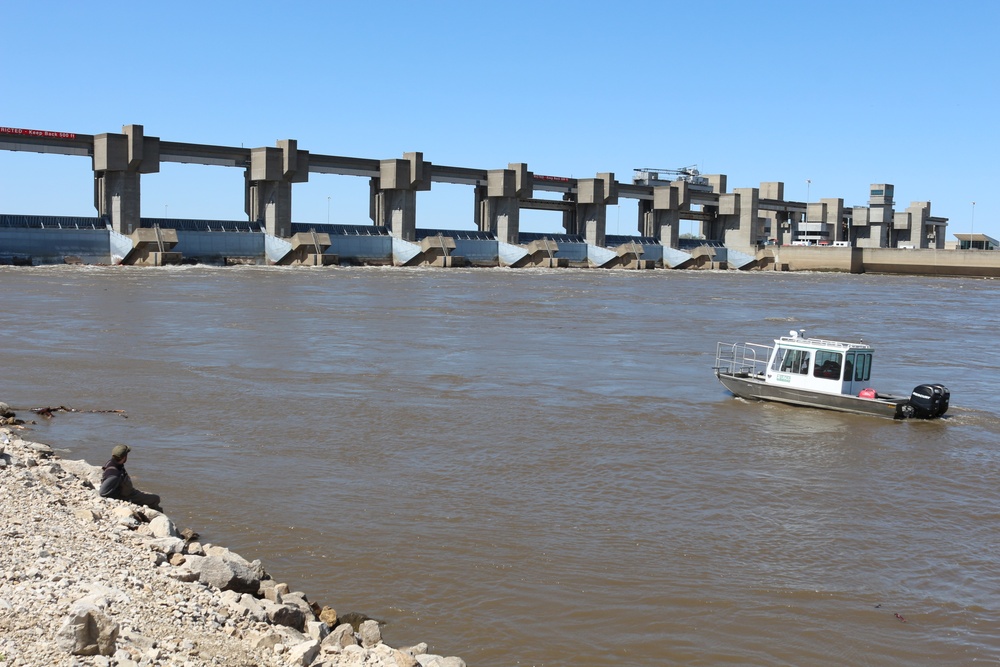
[716,371,907,419]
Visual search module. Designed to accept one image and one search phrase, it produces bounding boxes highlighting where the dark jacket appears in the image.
[99,459,134,499]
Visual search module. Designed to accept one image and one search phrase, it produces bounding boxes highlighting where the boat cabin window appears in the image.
[852,352,872,381]
[773,347,810,375]
[813,350,843,379]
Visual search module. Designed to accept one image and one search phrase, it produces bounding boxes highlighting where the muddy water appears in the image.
[5,266,999,666]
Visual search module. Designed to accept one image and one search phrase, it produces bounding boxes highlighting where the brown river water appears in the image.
[3,266,999,666]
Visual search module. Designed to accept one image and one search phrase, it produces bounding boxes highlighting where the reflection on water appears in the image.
[3,266,999,666]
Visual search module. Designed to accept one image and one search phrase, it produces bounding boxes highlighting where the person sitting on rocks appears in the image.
[99,444,162,510]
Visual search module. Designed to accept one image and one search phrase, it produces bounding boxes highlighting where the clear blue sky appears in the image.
[2,0,996,239]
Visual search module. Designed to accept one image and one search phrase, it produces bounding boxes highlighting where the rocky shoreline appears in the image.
[0,405,466,667]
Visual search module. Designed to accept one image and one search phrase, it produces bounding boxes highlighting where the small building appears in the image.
[954,233,999,250]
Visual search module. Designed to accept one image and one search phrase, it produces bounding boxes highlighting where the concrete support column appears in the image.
[371,152,430,241]
[378,185,417,239]
[852,206,879,248]
[576,179,606,246]
[865,183,894,248]
[717,193,737,244]
[891,210,911,247]
[575,172,617,247]
[774,211,791,246]
[478,163,532,244]
[645,185,681,248]
[737,187,761,248]
[905,201,940,249]
[93,124,159,234]
[246,139,309,238]
[247,174,293,236]
[674,179,698,236]
[483,170,519,244]
[561,201,577,236]
[821,197,845,243]
[718,187,759,250]
[95,168,141,234]
[758,182,785,245]
[638,200,654,238]
[473,184,486,232]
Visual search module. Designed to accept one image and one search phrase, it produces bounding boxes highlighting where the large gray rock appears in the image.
[147,515,178,539]
[218,592,267,623]
[183,554,261,594]
[247,625,309,654]
[164,568,199,583]
[281,591,315,619]
[248,629,284,652]
[21,440,53,458]
[74,584,130,609]
[273,625,308,646]
[416,656,464,667]
[144,536,185,555]
[305,620,329,641]
[111,506,139,520]
[286,639,320,667]
[54,602,119,656]
[260,598,306,631]
[204,544,248,564]
[399,642,428,658]
[359,618,382,648]
[201,545,266,580]
[258,578,282,603]
[391,648,420,667]
[321,622,357,649]
[58,458,101,487]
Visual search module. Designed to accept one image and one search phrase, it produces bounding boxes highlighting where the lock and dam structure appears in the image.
[2,123,997,276]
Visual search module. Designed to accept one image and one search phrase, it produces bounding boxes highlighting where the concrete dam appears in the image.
[5,123,995,276]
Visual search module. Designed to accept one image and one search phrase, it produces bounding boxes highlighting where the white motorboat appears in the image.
[714,329,949,419]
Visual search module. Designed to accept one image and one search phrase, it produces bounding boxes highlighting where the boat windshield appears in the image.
[772,347,810,375]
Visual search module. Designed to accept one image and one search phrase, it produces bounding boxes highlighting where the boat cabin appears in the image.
[766,330,874,396]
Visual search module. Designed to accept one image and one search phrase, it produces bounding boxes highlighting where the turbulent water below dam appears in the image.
[4,265,999,666]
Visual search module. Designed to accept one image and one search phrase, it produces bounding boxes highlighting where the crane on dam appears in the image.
[632,166,713,191]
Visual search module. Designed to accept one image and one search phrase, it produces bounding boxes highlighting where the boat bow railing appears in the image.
[715,342,772,377]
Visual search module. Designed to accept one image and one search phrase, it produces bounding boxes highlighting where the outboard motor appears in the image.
[907,384,950,418]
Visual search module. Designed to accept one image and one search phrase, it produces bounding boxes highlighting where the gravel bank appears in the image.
[0,406,466,667]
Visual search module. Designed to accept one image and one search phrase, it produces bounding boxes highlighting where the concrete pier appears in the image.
[122,226,181,266]
[246,140,308,238]
[718,187,760,249]
[372,152,430,241]
[476,163,531,244]
[93,125,159,235]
